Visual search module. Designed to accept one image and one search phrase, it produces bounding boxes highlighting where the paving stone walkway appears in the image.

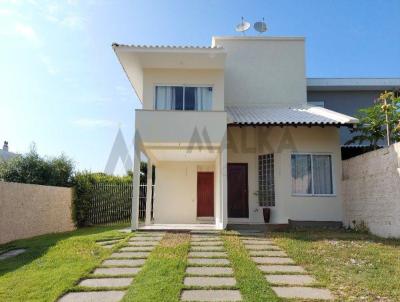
[239,232,334,301]
[58,232,165,302]
[181,232,242,302]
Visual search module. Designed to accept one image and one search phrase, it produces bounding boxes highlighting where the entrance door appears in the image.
[228,163,249,218]
[197,172,214,217]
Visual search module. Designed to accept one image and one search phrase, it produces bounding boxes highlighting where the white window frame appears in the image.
[258,153,275,207]
[153,84,214,111]
[291,152,336,197]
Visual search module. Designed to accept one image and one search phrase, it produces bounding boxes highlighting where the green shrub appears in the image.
[72,172,132,227]
[0,146,74,187]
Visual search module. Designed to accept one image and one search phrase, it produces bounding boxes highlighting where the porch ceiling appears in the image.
[147,147,218,162]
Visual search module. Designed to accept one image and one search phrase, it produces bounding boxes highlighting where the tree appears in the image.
[0,145,75,187]
[346,91,400,149]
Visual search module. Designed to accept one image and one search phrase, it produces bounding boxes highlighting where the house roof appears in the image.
[112,43,226,102]
[307,78,400,91]
[112,43,223,50]
[0,149,18,161]
[226,105,359,126]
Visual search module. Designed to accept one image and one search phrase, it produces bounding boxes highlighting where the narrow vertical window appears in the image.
[258,154,275,206]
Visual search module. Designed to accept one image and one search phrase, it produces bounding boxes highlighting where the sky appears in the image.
[1,0,399,174]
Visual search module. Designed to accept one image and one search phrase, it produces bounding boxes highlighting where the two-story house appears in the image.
[113,36,359,231]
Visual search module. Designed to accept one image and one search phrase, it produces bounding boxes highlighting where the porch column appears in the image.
[145,160,153,225]
[221,134,228,229]
[131,132,141,231]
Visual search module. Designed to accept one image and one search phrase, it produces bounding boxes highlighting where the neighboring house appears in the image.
[114,36,361,230]
[0,141,18,162]
[307,78,400,158]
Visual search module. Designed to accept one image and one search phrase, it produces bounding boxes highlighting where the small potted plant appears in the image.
[254,191,271,223]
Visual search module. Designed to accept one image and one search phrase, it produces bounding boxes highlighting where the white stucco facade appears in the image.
[227,126,343,224]
[212,36,307,106]
[113,36,357,230]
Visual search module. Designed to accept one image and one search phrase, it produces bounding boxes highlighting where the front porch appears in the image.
[132,148,227,230]
[131,109,228,231]
[138,223,219,231]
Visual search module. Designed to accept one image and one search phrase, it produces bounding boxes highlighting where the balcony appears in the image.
[135,110,227,162]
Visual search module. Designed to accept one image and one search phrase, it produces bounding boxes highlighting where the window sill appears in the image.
[291,194,337,198]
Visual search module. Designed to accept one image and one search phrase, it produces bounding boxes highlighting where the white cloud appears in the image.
[46,3,59,15]
[115,85,131,96]
[60,14,86,30]
[72,118,116,129]
[40,55,59,75]
[15,23,39,44]
[66,0,80,6]
[0,8,14,16]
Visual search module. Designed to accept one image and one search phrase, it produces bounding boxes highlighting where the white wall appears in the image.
[135,110,227,146]
[227,126,343,224]
[342,143,400,238]
[154,161,217,224]
[142,68,225,110]
[213,37,307,106]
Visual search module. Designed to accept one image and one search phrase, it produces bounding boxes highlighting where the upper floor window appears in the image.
[155,86,212,111]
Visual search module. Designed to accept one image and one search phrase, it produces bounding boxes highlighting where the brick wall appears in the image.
[342,143,400,238]
[0,182,75,244]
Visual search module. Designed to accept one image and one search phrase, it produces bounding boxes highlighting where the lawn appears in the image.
[271,230,400,302]
[0,224,131,302]
[1,227,399,302]
[121,232,190,302]
[222,232,279,302]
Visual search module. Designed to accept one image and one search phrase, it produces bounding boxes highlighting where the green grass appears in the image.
[271,230,400,302]
[121,232,190,302]
[222,231,279,302]
[2,228,399,302]
[0,224,130,302]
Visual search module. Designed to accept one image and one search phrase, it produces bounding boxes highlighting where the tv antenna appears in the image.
[235,17,251,35]
[254,17,267,34]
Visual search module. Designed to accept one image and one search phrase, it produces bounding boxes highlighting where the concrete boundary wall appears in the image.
[342,143,400,238]
[0,181,75,244]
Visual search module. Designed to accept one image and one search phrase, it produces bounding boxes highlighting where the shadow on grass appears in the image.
[0,224,129,277]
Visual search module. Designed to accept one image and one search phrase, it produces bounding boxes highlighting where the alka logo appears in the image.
[104,128,133,175]
[187,126,297,154]
[105,126,298,174]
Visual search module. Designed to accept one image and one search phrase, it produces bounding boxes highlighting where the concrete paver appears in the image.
[181,290,242,301]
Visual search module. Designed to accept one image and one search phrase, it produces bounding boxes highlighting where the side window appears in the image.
[291,153,333,195]
[258,154,275,206]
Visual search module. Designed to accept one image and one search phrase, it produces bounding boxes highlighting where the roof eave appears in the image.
[227,122,356,127]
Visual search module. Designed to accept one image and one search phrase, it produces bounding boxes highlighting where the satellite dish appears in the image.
[235,17,251,35]
[254,18,267,34]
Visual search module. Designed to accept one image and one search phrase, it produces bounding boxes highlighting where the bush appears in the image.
[0,146,74,187]
[72,172,132,227]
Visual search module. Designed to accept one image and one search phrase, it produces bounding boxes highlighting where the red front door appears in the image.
[197,172,214,217]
